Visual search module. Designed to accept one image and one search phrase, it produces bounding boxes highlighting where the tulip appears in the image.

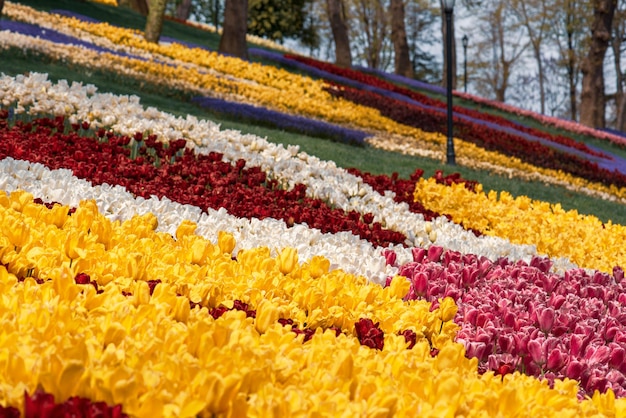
[217,231,236,255]
[538,308,555,333]
[277,247,298,275]
[546,348,568,371]
[254,299,279,334]
[528,339,545,367]
[566,360,584,380]
[427,245,443,262]
[438,296,458,323]
[412,271,428,297]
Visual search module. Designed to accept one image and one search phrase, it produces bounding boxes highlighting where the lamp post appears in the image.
[443,0,455,165]
[462,34,468,93]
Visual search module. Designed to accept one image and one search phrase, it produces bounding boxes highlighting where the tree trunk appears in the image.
[219,0,249,60]
[144,0,168,43]
[118,0,149,15]
[440,5,456,89]
[579,0,616,128]
[175,0,193,20]
[326,0,352,67]
[612,10,625,130]
[0,0,5,16]
[391,0,413,78]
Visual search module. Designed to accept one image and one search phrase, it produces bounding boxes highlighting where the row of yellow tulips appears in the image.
[1,188,624,416]
[414,179,626,273]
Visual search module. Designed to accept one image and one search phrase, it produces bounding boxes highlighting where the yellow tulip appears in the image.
[176,219,197,241]
[307,255,330,279]
[218,231,236,255]
[254,299,280,334]
[438,297,458,323]
[277,247,298,275]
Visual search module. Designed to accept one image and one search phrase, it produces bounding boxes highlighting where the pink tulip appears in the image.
[497,334,515,353]
[412,271,428,297]
[464,307,479,326]
[503,312,518,329]
[383,249,397,266]
[585,345,611,365]
[465,341,488,361]
[427,245,443,262]
[546,348,568,371]
[566,360,584,380]
[411,247,426,263]
[528,339,546,366]
[538,308,555,333]
[609,346,625,369]
[548,293,566,309]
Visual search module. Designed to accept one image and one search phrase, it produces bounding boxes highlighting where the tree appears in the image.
[510,0,553,114]
[118,0,149,15]
[166,0,222,29]
[248,0,318,46]
[551,0,589,121]
[144,0,168,43]
[610,0,626,130]
[219,0,249,59]
[326,0,352,66]
[468,0,528,102]
[406,0,440,82]
[350,0,390,69]
[175,0,193,20]
[0,0,4,16]
[579,0,616,128]
[391,0,413,77]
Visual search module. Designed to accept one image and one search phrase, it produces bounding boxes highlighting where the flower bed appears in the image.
[2,70,626,413]
[3,2,626,205]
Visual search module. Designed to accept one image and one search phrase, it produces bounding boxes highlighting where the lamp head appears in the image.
[462,34,469,47]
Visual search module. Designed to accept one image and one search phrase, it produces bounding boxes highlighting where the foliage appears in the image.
[247,0,318,46]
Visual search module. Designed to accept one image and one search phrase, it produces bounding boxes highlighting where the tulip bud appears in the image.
[438,297,457,323]
[5,215,30,248]
[465,341,487,361]
[383,250,396,266]
[566,360,584,380]
[412,271,428,297]
[174,296,190,323]
[218,231,236,255]
[255,299,279,334]
[538,308,555,333]
[103,322,127,347]
[176,220,197,241]
[546,349,566,371]
[133,281,151,306]
[609,347,625,369]
[528,339,545,365]
[308,256,330,279]
[277,247,298,275]
[427,246,443,262]
[411,248,426,263]
[387,275,410,300]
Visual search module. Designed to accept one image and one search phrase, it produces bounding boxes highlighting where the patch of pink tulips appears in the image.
[385,246,626,397]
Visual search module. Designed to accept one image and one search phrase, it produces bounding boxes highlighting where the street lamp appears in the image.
[462,34,468,93]
[443,0,455,165]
